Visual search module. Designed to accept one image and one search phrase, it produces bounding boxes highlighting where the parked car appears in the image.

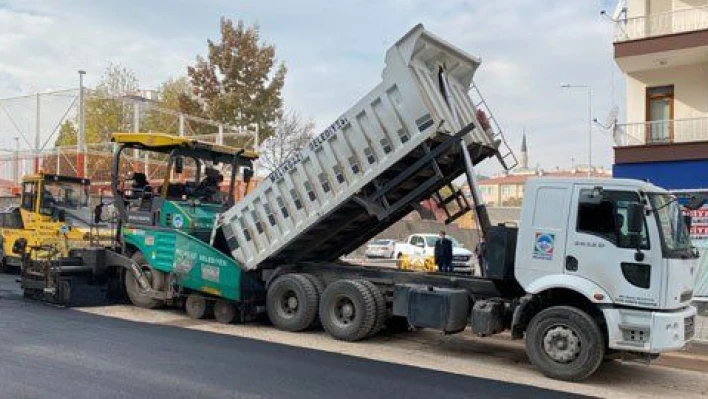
[365,239,398,259]
[395,234,474,274]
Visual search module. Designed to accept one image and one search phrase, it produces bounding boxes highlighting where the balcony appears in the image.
[615,117,708,147]
[614,6,708,42]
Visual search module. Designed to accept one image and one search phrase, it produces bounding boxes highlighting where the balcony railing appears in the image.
[615,117,708,147]
[615,6,708,42]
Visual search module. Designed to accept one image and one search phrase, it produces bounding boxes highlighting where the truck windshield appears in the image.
[649,194,691,254]
[42,181,88,211]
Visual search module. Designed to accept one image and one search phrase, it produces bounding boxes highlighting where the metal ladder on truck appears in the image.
[429,79,518,229]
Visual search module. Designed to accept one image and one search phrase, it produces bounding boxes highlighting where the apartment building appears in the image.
[613,0,708,189]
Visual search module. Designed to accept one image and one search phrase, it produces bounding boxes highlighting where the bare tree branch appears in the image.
[258,110,314,173]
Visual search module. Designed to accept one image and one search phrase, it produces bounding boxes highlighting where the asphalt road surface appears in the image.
[0,275,586,399]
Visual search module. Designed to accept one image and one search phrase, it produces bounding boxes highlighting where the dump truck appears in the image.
[20,24,702,382]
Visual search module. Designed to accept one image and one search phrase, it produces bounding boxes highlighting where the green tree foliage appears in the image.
[54,62,139,147]
[187,17,287,142]
[54,121,77,147]
[86,63,139,143]
[144,77,206,135]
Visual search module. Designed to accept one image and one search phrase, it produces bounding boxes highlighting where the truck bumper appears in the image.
[603,305,696,353]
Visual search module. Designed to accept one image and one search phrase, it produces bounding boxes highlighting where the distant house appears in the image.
[467,133,611,207]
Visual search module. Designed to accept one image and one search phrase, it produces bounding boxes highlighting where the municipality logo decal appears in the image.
[533,232,555,260]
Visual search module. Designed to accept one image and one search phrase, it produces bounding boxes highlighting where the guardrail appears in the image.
[615,117,708,146]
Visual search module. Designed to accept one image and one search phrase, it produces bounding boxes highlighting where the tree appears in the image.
[258,111,314,173]
[54,121,77,147]
[145,77,206,136]
[85,63,139,144]
[187,18,287,143]
[54,62,139,147]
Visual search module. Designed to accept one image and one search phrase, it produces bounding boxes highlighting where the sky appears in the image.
[0,0,622,176]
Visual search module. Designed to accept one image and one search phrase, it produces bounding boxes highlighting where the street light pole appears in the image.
[561,84,593,177]
[78,70,86,178]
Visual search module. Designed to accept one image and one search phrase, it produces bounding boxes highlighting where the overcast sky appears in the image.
[0,0,621,176]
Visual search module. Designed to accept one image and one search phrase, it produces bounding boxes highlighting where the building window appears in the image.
[502,185,513,196]
[646,85,674,144]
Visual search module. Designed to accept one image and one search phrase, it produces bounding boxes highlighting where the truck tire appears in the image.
[319,280,376,342]
[124,251,166,309]
[266,274,319,332]
[525,306,605,382]
[300,273,325,329]
[214,300,238,324]
[357,280,387,337]
[0,238,8,273]
[185,294,212,319]
[0,257,7,273]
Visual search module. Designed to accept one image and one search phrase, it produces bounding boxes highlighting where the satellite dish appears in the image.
[613,0,627,21]
[594,105,619,130]
[605,105,619,128]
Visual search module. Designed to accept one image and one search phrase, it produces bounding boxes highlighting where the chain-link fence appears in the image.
[0,88,258,195]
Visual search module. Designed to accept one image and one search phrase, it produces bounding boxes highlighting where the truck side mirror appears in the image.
[684,215,692,232]
[175,156,184,174]
[685,194,707,211]
[627,202,645,261]
[627,202,644,235]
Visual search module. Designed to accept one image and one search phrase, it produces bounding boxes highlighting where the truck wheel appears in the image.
[357,280,387,337]
[300,273,325,329]
[214,300,238,324]
[266,274,319,332]
[525,306,605,382]
[0,239,6,273]
[185,294,212,319]
[319,280,376,342]
[124,251,166,309]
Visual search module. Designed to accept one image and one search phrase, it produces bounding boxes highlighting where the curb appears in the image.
[686,339,708,356]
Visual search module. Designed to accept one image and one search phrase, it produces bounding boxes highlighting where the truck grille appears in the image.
[685,315,695,340]
[452,255,470,262]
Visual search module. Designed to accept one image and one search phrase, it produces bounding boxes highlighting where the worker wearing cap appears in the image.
[434,230,453,273]
[195,167,223,201]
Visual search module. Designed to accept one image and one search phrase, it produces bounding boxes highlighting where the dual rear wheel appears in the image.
[266,274,388,341]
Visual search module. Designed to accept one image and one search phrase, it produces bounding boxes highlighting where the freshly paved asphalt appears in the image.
[0,274,587,399]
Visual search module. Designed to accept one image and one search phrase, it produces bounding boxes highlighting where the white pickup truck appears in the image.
[395,233,475,274]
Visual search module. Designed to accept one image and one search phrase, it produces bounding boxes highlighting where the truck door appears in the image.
[566,187,662,308]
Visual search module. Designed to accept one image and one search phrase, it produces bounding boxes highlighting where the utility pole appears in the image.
[13,136,19,185]
[561,84,593,177]
[34,93,41,173]
[78,70,86,178]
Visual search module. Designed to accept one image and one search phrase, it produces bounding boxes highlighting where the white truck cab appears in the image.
[514,177,697,356]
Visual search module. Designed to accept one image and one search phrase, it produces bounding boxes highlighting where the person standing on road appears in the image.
[434,231,453,273]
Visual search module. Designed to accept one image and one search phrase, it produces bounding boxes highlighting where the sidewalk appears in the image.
[695,314,708,343]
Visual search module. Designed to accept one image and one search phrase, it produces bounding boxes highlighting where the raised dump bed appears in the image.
[215,24,514,271]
